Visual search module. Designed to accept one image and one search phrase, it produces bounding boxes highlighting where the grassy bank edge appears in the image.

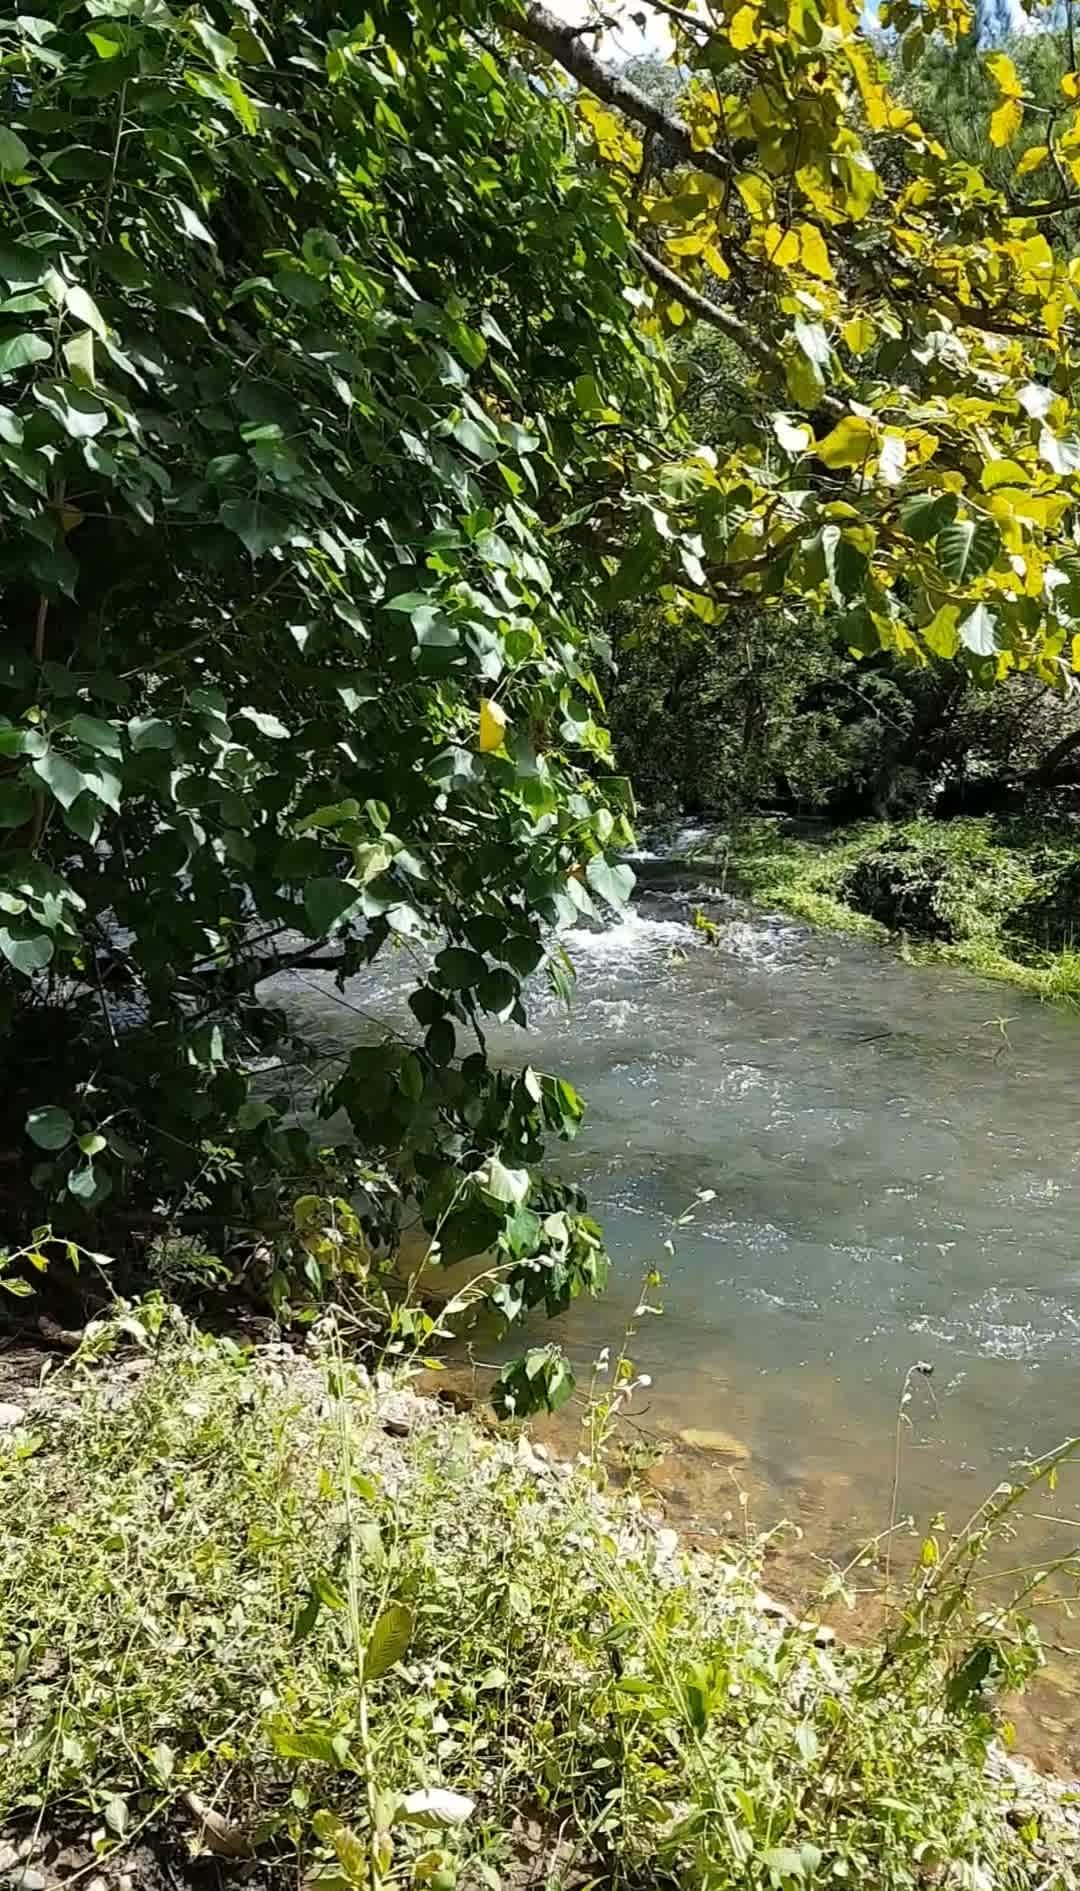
[1,1310,1079,1891]
[703,818,1080,1007]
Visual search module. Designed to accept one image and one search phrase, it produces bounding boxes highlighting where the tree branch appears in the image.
[630,241,772,370]
[508,1,729,183]
[643,0,711,33]
[630,240,845,415]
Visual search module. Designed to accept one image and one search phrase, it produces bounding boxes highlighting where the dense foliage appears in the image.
[605,22,1080,817]
[0,0,670,1366]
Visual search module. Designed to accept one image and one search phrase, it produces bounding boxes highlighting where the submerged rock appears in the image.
[678,1425,750,1460]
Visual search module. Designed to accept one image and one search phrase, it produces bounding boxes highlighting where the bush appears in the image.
[1010,861,1080,954]
[836,824,1036,943]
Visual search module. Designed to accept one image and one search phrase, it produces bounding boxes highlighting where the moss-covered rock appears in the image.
[836,828,1033,942]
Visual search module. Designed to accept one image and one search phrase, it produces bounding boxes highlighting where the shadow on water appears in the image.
[273,882,1080,1770]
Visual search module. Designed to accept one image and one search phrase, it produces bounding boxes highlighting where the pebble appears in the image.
[755,1588,794,1623]
[0,1405,26,1431]
[12,1869,46,1890]
[0,1847,19,1877]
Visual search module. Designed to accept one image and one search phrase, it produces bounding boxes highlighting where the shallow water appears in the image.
[277,890,1080,1762]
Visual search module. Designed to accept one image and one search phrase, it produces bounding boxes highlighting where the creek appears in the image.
[279,841,1080,1764]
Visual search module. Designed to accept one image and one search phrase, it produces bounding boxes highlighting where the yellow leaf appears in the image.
[665,229,709,257]
[736,171,773,222]
[986,51,1022,99]
[981,459,1030,490]
[1017,143,1048,175]
[785,348,823,408]
[1072,632,1080,672]
[989,97,1023,147]
[1062,70,1080,98]
[729,4,758,48]
[764,223,800,268]
[63,328,96,389]
[993,488,1071,529]
[922,605,959,660]
[816,414,877,468]
[703,242,731,280]
[477,699,508,753]
[842,315,876,355]
[798,223,833,280]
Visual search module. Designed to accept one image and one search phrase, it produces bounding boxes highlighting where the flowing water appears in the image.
[278,859,1080,1764]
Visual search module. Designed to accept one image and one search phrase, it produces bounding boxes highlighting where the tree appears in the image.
[499,0,1080,696]
[0,0,670,1383]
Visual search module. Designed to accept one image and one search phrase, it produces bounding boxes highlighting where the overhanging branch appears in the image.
[509,1,729,183]
[630,240,845,415]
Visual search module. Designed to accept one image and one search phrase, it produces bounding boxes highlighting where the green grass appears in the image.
[1,1308,1078,1891]
[708,816,1080,1006]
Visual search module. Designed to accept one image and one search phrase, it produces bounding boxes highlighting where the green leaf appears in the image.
[435,946,486,989]
[65,285,107,339]
[220,496,289,555]
[31,750,85,810]
[363,1602,413,1682]
[70,714,121,757]
[127,717,175,751]
[304,876,360,936]
[191,18,238,68]
[175,200,216,247]
[311,1814,368,1878]
[762,1848,806,1885]
[150,1744,175,1785]
[62,329,95,389]
[0,926,53,975]
[269,1722,344,1767]
[26,1105,74,1150]
[0,240,47,290]
[0,332,51,376]
[78,1132,107,1157]
[483,1156,530,1206]
[451,415,499,461]
[935,517,999,582]
[958,603,999,656]
[0,725,45,758]
[69,1160,111,1206]
[238,707,289,739]
[900,491,957,542]
[0,128,30,180]
[585,858,634,909]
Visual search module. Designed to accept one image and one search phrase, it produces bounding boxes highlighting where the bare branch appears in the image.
[643,0,711,32]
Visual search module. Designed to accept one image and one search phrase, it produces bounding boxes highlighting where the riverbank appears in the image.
[1,1309,1078,1891]
[677,815,1080,1006]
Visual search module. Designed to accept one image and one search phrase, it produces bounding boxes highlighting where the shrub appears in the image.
[837,824,1036,943]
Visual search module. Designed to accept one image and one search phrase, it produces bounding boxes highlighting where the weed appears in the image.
[0,1315,1077,1891]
